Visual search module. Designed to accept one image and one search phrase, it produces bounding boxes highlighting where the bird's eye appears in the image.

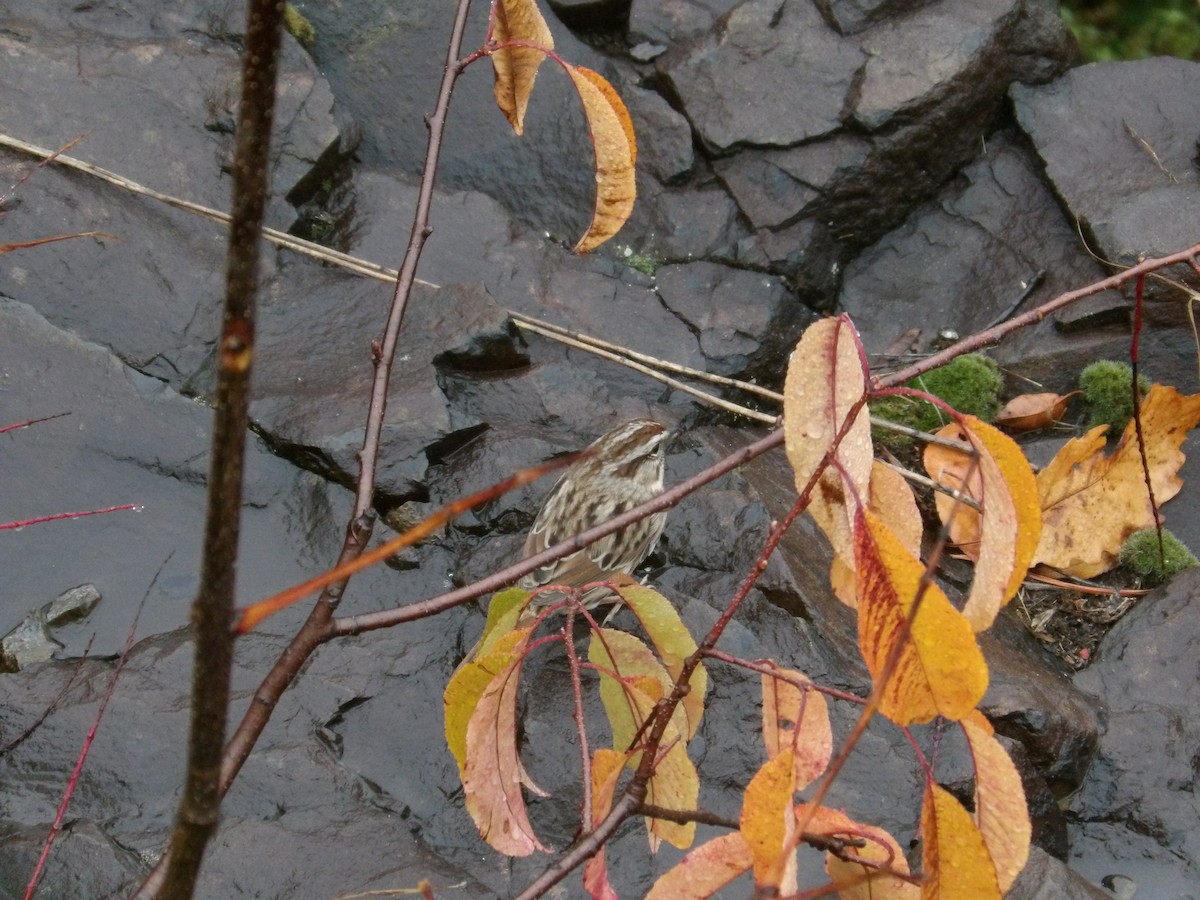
[647,443,662,459]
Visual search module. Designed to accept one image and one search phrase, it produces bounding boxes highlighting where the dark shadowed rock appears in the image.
[655,260,814,380]
[1068,570,1200,893]
[1009,846,1112,900]
[1012,58,1200,306]
[660,0,864,152]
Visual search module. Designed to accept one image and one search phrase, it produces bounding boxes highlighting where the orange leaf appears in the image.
[459,630,549,856]
[924,423,982,555]
[854,508,988,725]
[645,832,754,899]
[805,804,919,899]
[784,318,873,569]
[1034,384,1200,577]
[962,710,1031,892]
[831,460,922,608]
[566,65,637,253]
[760,662,832,791]
[921,783,1001,899]
[740,750,799,892]
[583,748,627,900]
[491,0,554,135]
[959,418,1040,631]
[995,391,1078,431]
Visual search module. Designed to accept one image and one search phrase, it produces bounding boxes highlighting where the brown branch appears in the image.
[138,1,284,895]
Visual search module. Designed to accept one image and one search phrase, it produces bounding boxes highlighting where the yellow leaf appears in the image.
[616,582,707,740]
[854,508,988,725]
[645,832,754,899]
[921,783,1001,899]
[491,0,554,135]
[475,586,533,658]
[443,627,529,773]
[566,65,637,253]
[807,804,919,899]
[831,460,922,608]
[589,629,697,850]
[1034,384,1200,577]
[460,631,549,856]
[760,662,832,791]
[740,749,799,892]
[962,710,1031,891]
[583,748,628,900]
[784,318,873,570]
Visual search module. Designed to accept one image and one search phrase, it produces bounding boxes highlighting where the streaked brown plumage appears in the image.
[518,418,668,610]
[464,419,669,659]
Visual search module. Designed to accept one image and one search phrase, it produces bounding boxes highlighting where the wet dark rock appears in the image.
[1068,570,1200,893]
[627,0,740,47]
[815,0,934,35]
[660,0,865,152]
[840,132,1134,393]
[633,184,749,263]
[1,584,101,673]
[1009,846,1113,900]
[620,84,695,184]
[1012,58,1200,305]
[655,261,813,381]
[547,0,630,32]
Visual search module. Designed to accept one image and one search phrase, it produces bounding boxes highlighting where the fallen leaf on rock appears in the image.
[996,391,1079,431]
[1034,384,1200,578]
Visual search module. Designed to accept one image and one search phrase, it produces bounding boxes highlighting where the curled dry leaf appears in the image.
[962,710,1031,892]
[491,0,554,135]
[566,65,637,253]
[783,317,873,570]
[996,391,1079,431]
[923,418,1041,632]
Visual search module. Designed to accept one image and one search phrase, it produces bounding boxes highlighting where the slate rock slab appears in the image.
[1012,58,1200,303]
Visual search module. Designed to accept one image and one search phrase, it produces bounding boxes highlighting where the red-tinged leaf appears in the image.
[616,582,707,739]
[831,460,922,609]
[802,804,918,899]
[589,630,697,850]
[760,662,832,791]
[491,0,554,134]
[921,783,1001,899]
[443,627,529,773]
[783,318,873,569]
[740,749,799,892]
[459,631,549,856]
[583,748,628,900]
[645,832,754,899]
[957,417,1041,632]
[854,508,988,726]
[566,65,637,253]
[962,711,1030,891]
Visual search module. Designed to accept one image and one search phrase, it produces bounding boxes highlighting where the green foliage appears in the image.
[1079,360,1152,434]
[1061,0,1200,63]
[872,354,1004,449]
[284,3,316,51]
[1119,527,1199,585]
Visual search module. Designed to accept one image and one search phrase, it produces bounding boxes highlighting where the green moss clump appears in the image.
[627,252,658,276]
[871,354,1003,450]
[1079,361,1152,435]
[284,3,316,51]
[1119,528,1199,586]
